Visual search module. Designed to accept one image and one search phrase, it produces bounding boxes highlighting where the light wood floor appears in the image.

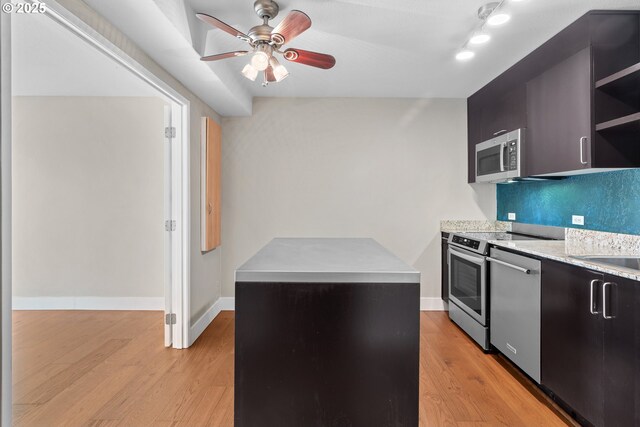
[13,310,574,427]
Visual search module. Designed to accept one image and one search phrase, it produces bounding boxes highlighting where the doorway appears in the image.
[4,3,192,425]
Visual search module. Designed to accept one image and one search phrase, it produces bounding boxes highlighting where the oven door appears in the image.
[448,246,487,325]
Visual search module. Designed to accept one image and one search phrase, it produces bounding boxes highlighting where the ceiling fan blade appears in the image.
[271,10,311,45]
[196,13,250,42]
[283,48,336,69]
[201,51,249,62]
[264,66,277,83]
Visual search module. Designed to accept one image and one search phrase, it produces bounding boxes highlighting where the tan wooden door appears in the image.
[202,117,221,251]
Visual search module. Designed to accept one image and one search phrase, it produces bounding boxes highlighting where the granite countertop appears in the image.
[489,240,640,282]
[235,238,420,284]
[440,220,512,233]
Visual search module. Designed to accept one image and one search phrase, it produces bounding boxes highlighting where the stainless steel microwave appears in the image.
[475,129,524,183]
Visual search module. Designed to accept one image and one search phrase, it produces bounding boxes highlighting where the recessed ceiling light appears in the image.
[469,33,491,44]
[456,50,475,61]
[487,13,511,26]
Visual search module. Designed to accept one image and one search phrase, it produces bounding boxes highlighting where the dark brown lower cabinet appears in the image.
[541,259,640,427]
[235,281,420,427]
[541,260,605,426]
[441,233,449,302]
[602,275,640,427]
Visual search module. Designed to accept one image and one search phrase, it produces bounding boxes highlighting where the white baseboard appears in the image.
[189,299,222,346]
[218,297,235,310]
[12,297,164,311]
[203,297,447,312]
[188,297,236,346]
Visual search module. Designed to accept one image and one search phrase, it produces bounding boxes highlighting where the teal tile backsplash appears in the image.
[496,169,640,235]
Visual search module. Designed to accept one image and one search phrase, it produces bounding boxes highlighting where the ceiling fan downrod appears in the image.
[254,0,279,21]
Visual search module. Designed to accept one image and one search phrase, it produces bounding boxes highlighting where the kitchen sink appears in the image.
[572,256,640,271]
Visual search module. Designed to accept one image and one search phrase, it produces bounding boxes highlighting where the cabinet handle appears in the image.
[579,136,588,165]
[493,129,508,136]
[589,279,600,314]
[602,282,614,319]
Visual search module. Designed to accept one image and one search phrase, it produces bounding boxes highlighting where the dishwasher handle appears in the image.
[487,257,531,274]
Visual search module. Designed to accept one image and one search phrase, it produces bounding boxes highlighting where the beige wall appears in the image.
[53,0,223,324]
[221,98,496,298]
[12,96,165,298]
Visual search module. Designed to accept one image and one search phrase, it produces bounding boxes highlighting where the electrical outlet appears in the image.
[572,215,585,226]
[508,212,516,221]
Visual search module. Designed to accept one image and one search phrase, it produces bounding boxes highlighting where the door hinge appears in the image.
[165,313,177,325]
[165,220,176,231]
[165,126,176,138]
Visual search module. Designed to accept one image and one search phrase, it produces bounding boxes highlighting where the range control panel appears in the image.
[451,235,481,250]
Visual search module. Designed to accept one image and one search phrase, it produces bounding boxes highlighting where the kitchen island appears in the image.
[234,238,420,427]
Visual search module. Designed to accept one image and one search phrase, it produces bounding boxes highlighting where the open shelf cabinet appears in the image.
[595,61,640,137]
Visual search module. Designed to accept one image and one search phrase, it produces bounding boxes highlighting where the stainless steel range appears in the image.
[447,231,542,350]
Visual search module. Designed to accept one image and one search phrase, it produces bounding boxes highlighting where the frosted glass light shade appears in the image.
[241,64,259,81]
[269,57,289,82]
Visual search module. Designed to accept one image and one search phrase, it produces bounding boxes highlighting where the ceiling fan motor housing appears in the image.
[254,0,279,20]
[248,24,275,43]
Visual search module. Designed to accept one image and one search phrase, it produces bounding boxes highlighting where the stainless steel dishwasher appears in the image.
[488,247,541,383]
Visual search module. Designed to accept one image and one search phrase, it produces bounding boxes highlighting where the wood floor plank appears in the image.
[206,387,234,427]
[17,339,130,405]
[15,365,140,427]
[12,362,71,404]
[174,385,226,427]
[89,355,179,421]
[13,310,572,427]
[53,312,154,364]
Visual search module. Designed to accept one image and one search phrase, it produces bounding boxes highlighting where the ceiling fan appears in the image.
[196,0,336,86]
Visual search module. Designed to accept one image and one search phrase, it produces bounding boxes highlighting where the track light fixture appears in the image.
[455,0,528,62]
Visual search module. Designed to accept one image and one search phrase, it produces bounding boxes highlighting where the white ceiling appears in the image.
[83,0,640,116]
[12,11,162,98]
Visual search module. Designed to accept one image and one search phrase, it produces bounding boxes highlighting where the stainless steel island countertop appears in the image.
[235,238,420,283]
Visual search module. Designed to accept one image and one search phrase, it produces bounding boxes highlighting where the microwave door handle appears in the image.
[500,142,507,172]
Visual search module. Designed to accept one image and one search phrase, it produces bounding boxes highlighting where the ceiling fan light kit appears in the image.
[241,64,259,81]
[197,0,335,86]
[456,0,527,61]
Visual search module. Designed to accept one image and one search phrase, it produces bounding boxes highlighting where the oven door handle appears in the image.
[448,247,485,266]
[487,257,531,274]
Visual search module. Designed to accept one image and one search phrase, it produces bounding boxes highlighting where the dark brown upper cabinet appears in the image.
[466,85,527,182]
[526,47,592,176]
[467,11,640,183]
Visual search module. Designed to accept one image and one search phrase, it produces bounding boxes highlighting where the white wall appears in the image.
[221,98,496,298]
[52,0,223,324]
[12,97,165,301]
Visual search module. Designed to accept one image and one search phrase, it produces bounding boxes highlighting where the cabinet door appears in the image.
[481,84,527,141]
[541,260,604,426]
[441,237,449,302]
[603,275,639,427]
[526,47,592,176]
[201,117,221,251]
[467,95,483,183]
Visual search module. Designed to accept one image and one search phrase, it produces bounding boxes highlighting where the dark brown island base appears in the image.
[234,238,421,427]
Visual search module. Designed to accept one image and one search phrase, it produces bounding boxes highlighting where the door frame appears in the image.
[1,6,13,427]
[35,0,192,348]
[3,2,195,422]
